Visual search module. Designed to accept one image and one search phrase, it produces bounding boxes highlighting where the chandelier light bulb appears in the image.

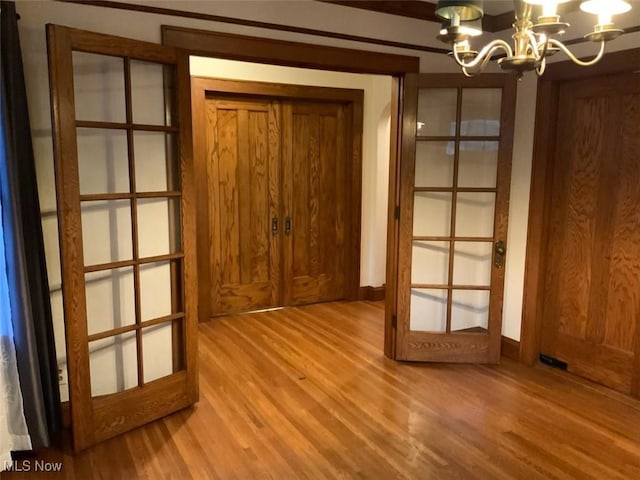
[542,1,559,17]
[598,12,613,25]
[580,0,632,25]
[524,0,570,17]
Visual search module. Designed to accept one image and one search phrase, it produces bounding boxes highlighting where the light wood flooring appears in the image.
[6,301,640,479]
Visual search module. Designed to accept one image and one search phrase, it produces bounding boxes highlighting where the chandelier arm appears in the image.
[527,31,552,63]
[536,57,547,76]
[452,39,513,69]
[461,67,476,78]
[526,31,544,60]
[547,38,606,67]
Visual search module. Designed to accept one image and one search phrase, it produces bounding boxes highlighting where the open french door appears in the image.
[47,25,197,451]
[389,73,516,363]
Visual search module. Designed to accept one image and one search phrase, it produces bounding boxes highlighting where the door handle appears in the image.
[272,217,279,235]
[494,240,506,268]
[285,216,291,235]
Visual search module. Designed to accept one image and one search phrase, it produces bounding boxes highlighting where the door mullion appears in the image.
[445,87,464,334]
[124,57,144,387]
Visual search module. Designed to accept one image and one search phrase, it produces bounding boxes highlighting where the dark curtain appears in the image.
[0,0,61,448]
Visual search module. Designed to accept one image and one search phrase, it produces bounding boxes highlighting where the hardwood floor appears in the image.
[6,301,640,479]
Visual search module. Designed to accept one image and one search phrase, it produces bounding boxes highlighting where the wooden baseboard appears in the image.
[61,400,71,429]
[358,285,385,301]
[501,336,520,361]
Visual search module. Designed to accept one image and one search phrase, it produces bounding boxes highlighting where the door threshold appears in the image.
[241,306,285,315]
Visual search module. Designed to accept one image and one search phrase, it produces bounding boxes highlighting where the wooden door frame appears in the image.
[191,77,365,320]
[520,47,640,366]
[165,26,420,328]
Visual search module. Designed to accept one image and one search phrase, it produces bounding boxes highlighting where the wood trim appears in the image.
[317,1,439,22]
[347,98,364,302]
[163,26,421,75]
[191,77,365,102]
[520,47,640,367]
[358,285,386,302]
[501,336,520,361]
[57,1,442,57]
[490,74,518,364]
[61,401,71,430]
[384,77,402,359]
[47,23,94,451]
[319,0,518,33]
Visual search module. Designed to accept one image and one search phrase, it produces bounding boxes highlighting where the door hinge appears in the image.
[539,353,568,370]
[391,314,397,329]
[394,205,400,219]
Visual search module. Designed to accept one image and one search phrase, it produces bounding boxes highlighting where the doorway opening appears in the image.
[188,59,393,320]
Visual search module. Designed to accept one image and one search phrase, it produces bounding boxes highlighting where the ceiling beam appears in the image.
[317,0,510,32]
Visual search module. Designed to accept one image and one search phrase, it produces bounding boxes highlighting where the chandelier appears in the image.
[435,0,633,76]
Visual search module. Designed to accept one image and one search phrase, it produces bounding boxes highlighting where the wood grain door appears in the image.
[393,74,516,363]
[540,72,640,395]
[282,101,348,305]
[205,98,281,315]
[47,25,198,451]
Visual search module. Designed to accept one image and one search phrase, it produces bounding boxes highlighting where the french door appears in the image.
[47,26,198,451]
[391,74,516,362]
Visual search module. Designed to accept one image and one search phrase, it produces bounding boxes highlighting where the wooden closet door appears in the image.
[205,98,281,314]
[540,72,640,395]
[282,101,348,305]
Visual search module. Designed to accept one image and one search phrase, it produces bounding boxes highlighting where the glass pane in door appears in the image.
[417,88,457,136]
[410,289,447,332]
[411,241,449,284]
[130,60,174,126]
[85,267,135,336]
[77,128,129,195]
[142,321,174,383]
[408,85,500,335]
[451,289,490,332]
[455,192,496,238]
[73,52,126,123]
[137,197,182,258]
[412,192,452,236]
[133,131,179,192]
[89,331,138,396]
[452,242,493,286]
[460,88,501,136]
[458,141,499,188]
[81,200,133,266]
[74,56,184,398]
[139,260,175,321]
[415,141,454,188]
